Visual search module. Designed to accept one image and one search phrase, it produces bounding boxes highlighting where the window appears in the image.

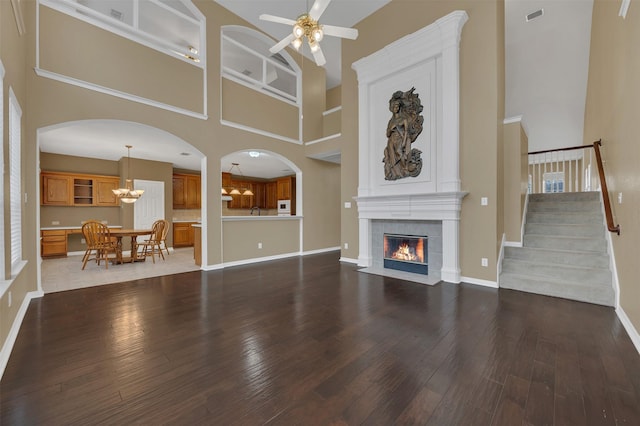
[9,88,23,272]
[222,27,301,104]
[0,61,4,280]
[543,171,564,193]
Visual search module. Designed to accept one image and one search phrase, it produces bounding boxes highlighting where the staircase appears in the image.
[500,191,615,306]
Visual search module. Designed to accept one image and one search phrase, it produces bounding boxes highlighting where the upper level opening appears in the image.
[221,26,301,105]
[41,0,206,67]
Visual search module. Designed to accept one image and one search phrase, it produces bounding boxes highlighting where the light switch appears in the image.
[344,202,352,209]
[481,197,488,206]
[618,192,623,204]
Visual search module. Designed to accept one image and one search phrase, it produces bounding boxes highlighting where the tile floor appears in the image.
[41,247,201,293]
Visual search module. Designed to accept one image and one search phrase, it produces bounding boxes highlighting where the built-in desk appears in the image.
[40,226,122,258]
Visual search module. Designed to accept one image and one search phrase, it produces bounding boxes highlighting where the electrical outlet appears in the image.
[344,243,349,249]
[481,258,488,267]
[481,197,488,206]
[81,238,86,244]
[344,202,352,209]
[258,242,262,249]
[618,192,623,204]
[8,291,11,308]
[52,220,60,225]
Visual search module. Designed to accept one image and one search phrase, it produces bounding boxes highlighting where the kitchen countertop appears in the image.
[41,225,123,231]
[222,216,301,221]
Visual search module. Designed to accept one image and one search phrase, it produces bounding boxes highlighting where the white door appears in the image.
[134,180,165,229]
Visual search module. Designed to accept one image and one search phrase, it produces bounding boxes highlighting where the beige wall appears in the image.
[503,121,528,243]
[583,1,640,332]
[326,86,341,110]
[222,218,300,262]
[341,0,505,280]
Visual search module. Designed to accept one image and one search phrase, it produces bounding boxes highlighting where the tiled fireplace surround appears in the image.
[353,11,468,284]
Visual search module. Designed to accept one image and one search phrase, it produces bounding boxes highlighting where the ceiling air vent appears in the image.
[110,9,123,21]
[526,9,544,22]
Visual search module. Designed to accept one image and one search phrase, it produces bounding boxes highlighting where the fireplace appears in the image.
[383,234,428,275]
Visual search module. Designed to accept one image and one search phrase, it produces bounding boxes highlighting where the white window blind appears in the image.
[0,61,5,280]
[9,88,23,271]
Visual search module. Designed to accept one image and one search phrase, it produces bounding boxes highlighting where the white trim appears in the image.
[10,0,26,36]
[497,233,506,284]
[619,0,631,18]
[0,290,44,380]
[220,119,302,144]
[616,306,640,354]
[302,247,340,256]
[504,241,523,248]
[34,68,207,120]
[339,257,359,264]
[305,133,341,146]
[222,71,299,106]
[223,251,301,268]
[461,276,499,288]
[601,190,621,308]
[0,59,5,78]
[503,115,523,124]
[521,192,529,244]
[323,106,342,116]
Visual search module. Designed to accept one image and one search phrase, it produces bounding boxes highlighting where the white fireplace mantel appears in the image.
[352,11,468,283]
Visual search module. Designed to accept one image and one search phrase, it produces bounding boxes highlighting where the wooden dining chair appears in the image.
[81,221,120,270]
[139,220,166,263]
[159,219,170,256]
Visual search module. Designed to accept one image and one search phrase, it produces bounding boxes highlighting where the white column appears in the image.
[357,218,372,267]
[440,218,462,283]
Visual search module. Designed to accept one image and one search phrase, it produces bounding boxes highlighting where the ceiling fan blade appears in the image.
[311,44,326,66]
[269,34,296,54]
[259,14,297,26]
[322,24,358,40]
[309,0,331,21]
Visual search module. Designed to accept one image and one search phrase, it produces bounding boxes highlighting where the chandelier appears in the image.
[291,13,323,53]
[112,145,144,203]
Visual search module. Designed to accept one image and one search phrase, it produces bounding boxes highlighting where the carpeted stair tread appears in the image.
[501,258,611,285]
[500,272,614,306]
[523,234,607,252]
[504,246,609,268]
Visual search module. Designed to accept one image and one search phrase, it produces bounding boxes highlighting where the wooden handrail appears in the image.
[592,139,620,235]
[528,140,620,235]
[528,144,594,156]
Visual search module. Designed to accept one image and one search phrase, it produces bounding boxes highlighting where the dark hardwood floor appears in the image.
[2,252,639,425]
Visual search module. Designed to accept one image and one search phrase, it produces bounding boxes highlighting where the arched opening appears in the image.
[36,119,206,293]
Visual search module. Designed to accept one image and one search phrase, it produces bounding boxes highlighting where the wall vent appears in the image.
[110,9,123,21]
[526,9,544,22]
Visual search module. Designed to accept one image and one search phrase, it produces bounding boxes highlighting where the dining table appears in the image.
[108,228,153,264]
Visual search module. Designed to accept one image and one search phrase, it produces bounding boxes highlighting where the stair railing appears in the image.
[528,140,620,235]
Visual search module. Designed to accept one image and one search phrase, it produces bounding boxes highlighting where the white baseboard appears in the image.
[460,276,499,288]
[222,252,301,268]
[616,306,640,354]
[339,257,359,264]
[302,247,340,256]
[0,290,44,380]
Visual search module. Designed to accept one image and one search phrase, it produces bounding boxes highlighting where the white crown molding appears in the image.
[34,68,207,120]
[619,0,631,18]
[11,0,26,36]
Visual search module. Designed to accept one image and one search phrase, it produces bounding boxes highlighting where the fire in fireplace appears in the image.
[383,234,428,275]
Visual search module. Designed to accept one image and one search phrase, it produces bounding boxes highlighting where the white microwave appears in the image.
[277,199,291,216]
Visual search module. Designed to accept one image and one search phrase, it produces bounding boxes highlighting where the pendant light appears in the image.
[112,145,144,203]
[222,162,254,196]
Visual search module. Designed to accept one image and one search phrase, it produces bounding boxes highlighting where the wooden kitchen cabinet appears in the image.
[173,173,201,209]
[173,222,197,247]
[41,230,68,257]
[276,176,294,200]
[265,181,278,209]
[42,173,72,205]
[41,171,120,206]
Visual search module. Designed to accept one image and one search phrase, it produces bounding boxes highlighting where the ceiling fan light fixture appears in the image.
[293,23,304,38]
[309,40,320,53]
[312,27,323,42]
[292,37,302,50]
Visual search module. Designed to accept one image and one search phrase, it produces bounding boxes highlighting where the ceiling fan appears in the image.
[259,0,358,66]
